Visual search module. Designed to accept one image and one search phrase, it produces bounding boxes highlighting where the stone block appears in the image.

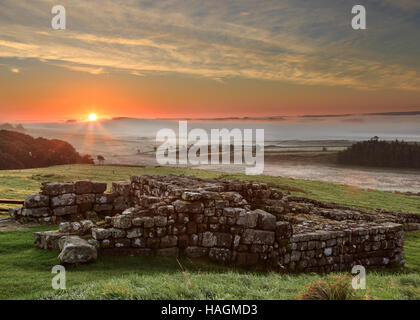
[53,206,78,216]
[24,194,49,208]
[241,229,275,245]
[51,193,76,207]
[58,236,97,264]
[75,180,93,194]
[126,228,143,238]
[112,215,132,229]
[92,228,112,240]
[41,182,75,196]
[209,248,232,263]
[92,181,107,194]
[256,209,276,231]
[184,246,208,258]
[236,211,258,228]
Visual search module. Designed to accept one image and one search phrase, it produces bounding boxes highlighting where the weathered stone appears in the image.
[184,246,208,258]
[115,238,131,248]
[241,229,275,245]
[173,200,204,213]
[41,182,75,196]
[236,211,258,228]
[96,193,117,204]
[23,207,50,217]
[53,206,78,216]
[215,232,233,248]
[202,231,217,247]
[59,222,72,233]
[276,221,293,240]
[111,228,126,238]
[25,194,49,208]
[256,209,276,230]
[75,180,93,194]
[154,216,167,227]
[156,205,174,216]
[126,228,143,238]
[34,231,67,250]
[76,194,96,205]
[112,215,132,229]
[182,192,202,201]
[92,228,112,240]
[161,235,178,248]
[80,220,94,233]
[51,193,76,208]
[112,181,131,196]
[131,238,146,248]
[92,181,107,194]
[58,236,97,264]
[209,248,231,262]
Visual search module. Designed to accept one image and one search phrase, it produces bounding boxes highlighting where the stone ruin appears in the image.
[9,180,131,224]
[12,174,418,272]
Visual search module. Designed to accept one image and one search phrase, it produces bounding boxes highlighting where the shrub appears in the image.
[296,275,356,300]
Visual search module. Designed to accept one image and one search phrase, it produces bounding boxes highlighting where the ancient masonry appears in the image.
[11,175,417,272]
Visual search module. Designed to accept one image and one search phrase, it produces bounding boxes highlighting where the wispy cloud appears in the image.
[0,0,418,90]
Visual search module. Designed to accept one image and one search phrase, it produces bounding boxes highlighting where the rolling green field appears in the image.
[0,164,419,300]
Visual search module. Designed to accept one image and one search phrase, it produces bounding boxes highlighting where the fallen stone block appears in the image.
[58,236,97,264]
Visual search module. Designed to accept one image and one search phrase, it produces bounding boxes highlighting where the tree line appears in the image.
[337,137,420,169]
[0,130,94,170]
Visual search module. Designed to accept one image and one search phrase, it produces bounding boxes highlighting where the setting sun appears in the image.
[88,113,97,121]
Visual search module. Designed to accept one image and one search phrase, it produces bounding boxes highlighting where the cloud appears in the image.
[0,0,418,90]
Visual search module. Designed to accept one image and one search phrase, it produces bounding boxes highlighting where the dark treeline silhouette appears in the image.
[0,130,94,170]
[337,136,420,169]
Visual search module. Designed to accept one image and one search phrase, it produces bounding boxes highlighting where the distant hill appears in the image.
[0,130,94,170]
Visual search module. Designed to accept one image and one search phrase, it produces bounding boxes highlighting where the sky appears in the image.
[0,0,419,122]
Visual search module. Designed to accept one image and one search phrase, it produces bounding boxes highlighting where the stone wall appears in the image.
[27,174,408,272]
[88,174,404,272]
[10,180,131,224]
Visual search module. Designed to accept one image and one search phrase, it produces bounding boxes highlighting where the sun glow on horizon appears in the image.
[88,113,97,121]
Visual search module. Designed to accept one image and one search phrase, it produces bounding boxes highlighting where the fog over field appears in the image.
[11,112,420,192]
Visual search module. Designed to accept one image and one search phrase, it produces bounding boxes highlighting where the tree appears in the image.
[97,155,105,165]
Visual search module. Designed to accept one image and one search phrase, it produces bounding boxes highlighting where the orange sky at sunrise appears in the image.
[0,1,419,122]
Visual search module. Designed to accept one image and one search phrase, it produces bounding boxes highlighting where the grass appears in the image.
[0,164,419,300]
[0,227,418,300]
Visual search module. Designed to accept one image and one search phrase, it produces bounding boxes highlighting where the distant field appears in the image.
[0,164,419,300]
[1,164,419,216]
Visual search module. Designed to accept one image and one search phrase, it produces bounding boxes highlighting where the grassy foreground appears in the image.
[0,164,419,300]
[0,227,418,300]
